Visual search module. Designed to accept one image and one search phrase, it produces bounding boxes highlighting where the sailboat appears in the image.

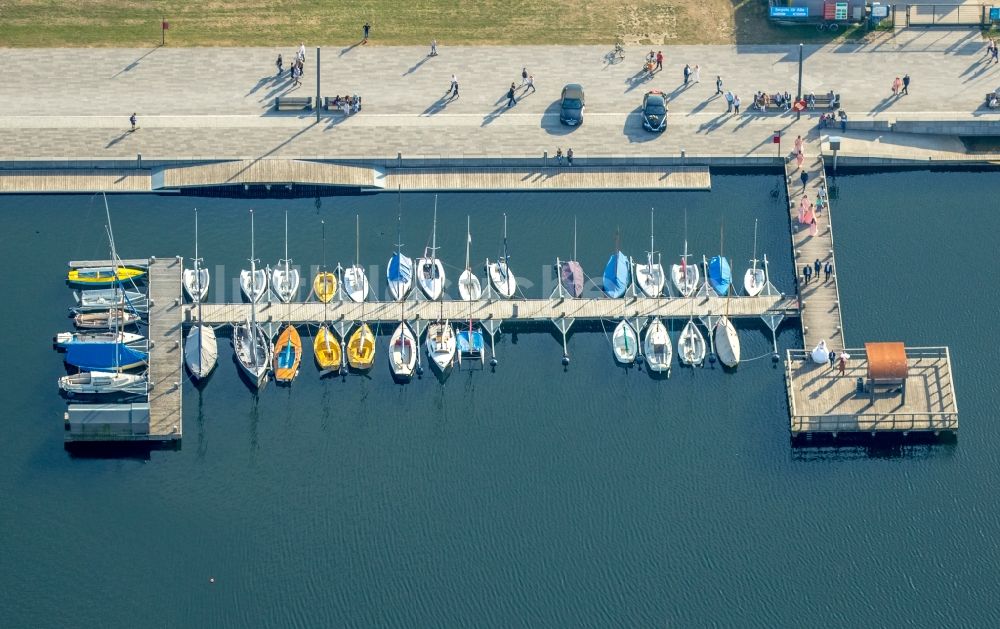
[182,209,210,303]
[74,308,140,330]
[343,215,370,303]
[59,370,147,396]
[313,221,342,372]
[603,231,631,298]
[457,276,485,364]
[65,338,146,371]
[714,229,741,368]
[271,211,300,303]
[635,208,665,298]
[347,315,376,370]
[273,324,302,383]
[743,219,765,296]
[558,217,585,298]
[486,213,517,299]
[612,319,638,364]
[388,305,418,379]
[426,303,456,371]
[670,210,700,297]
[313,221,337,304]
[387,189,414,301]
[240,210,267,303]
[458,216,483,301]
[416,195,446,300]
[55,330,144,348]
[234,210,272,387]
[708,255,731,297]
[643,317,673,372]
[678,269,706,366]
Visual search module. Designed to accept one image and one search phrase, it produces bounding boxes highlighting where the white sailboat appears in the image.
[234,210,272,387]
[240,210,267,303]
[671,209,700,297]
[458,216,482,301]
[487,212,517,299]
[182,208,210,303]
[74,309,140,329]
[388,305,418,379]
[59,371,147,396]
[416,195,446,300]
[678,275,706,366]
[343,215,370,303]
[715,231,741,368]
[74,288,147,313]
[643,317,673,372]
[271,210,300,303]
[612,319,638,364]
[55,330,144,348]
[425,302,456,371]
[743,218,765,297]
[635,207,665,297]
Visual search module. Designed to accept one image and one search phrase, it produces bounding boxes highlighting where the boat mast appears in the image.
[431,195,438,266]
[648,207,655,269]
[573,216,578,261]
[284,210,290,286]
[249,209,258,368]
[102,193,122,373]
[750,218,759,271]
[195,208,203,366]
[465,215,472,274]
[355,214,360,270]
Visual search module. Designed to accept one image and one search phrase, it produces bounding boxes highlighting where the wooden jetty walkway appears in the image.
[190,293,798,326]
[783,143,844,350]
[1,161,710,194]
[145,257,184,441]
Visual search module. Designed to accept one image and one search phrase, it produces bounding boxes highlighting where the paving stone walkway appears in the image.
[0,29,996,162]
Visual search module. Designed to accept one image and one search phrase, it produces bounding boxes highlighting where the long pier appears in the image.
[190,293,798,326]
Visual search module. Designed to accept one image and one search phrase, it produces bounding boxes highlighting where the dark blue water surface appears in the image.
[2,170,999,628]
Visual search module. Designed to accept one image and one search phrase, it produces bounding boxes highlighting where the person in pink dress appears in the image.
[795,149,805,170]
[809,215,818,237]
[798,196,809,223]
[794,135,803,154]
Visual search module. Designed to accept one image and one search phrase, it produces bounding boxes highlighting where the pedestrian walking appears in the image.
[824,261,833,282]
[803,264,812,285]
[800,170,809,190]
[794,134,803,155]
[986,38,995,60]
[525,75,536,94]
[656,50,663,72]
[567,148,574,166]
[521,67,528,86]
[506,83,517,108]
[795,150,804,170]
[276,53,283,76]
[733,94,741,114]
[902,73,910,95]
[129,112,137,131]
[837,353,847,376]
[693,64,700,83]
[716,75,723,95]
[556,148,563,166]
[993,45,999,64]
[724,90,733,112]
[298,42,306,62]
[891,76,901,96]
[683,63,691,85]
[814,259,821,276]
[829,350,837,369]
[448,74,459,98]
[363,21,370,44]
[429,40,438,56]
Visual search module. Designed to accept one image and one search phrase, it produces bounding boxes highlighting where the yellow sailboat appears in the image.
[314,326,342,371]
[347,322,376,370]
[67,265,146,287]
[313,272,337,303]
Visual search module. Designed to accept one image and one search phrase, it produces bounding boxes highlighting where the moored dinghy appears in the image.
[486,213,517,299]
[59,371,147,396]
[387,191,413,301]
[74,309,140,330]
[389,320,418,379]
[271,211,300,303]
[678,318,706,366]
[313,271,337,303]
[314,326,342,372]
[67,265,145,288]
[272,324,302,383]
[416,196,446,300]
[74,288,147,313]
[182,208,210,303]
[425,305,457,372]
[635,208,665,297]
[612,319,638,364]
[347,320,376,371]
[670,210,700,297]
[55,330,144,348]
[643,317,672,372]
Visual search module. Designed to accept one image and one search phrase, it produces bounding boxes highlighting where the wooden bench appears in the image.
[808,93,841,110]
[274,96,313,111]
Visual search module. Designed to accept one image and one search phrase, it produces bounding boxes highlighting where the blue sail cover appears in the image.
[457,329,484,353]
[65,342,147,371]
[603,251,631,298]
[708,255,732,296]
[388,252,413,283]
[277,340,296,369]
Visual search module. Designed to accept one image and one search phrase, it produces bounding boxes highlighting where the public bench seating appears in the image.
[274,96,313,111]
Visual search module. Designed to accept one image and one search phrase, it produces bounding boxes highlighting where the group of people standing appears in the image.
[275,43,307,87]
[802,257,833,286]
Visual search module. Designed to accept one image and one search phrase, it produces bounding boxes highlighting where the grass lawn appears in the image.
[0,0,877,47]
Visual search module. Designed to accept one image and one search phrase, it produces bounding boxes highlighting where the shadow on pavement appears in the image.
[622,106,657,144]
[423,94,453,116]
[403,56,431,76]
[111,46,161,79]
[541,100,575,136]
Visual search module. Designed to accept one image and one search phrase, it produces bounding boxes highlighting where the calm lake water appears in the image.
[2,170,999,628]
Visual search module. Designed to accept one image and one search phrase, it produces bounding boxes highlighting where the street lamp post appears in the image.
[796,43,803,120]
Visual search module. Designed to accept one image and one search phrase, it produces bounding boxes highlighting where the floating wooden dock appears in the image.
[785,347,958,438]
[377,166,711,191]
[190,293,797,326]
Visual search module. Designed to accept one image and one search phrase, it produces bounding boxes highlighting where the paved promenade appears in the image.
[0,29,996,163]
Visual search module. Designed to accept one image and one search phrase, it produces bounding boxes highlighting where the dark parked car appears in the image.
[642,90,668,132]
[560,84,585,126]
